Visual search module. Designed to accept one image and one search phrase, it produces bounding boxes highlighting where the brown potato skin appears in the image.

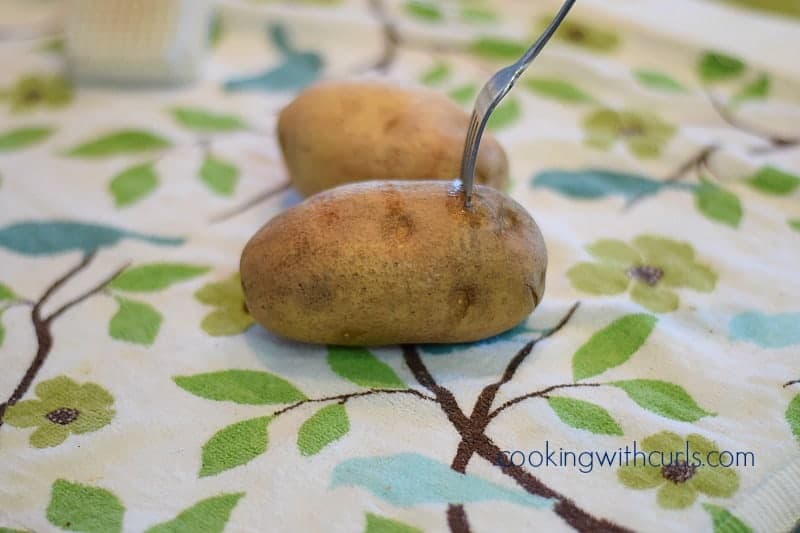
[240,180,546,345]
[277,80,509,196]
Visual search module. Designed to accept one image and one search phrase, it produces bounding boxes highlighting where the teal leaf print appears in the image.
[572,314,657,380]
[747,166,799,195]
[547,397,623,435]
[331,453,553,508]
[787,394,800,441]
[109,162,158,207]
[145,493,244,533]
[486,98,521,130]
[733,74,770,103]
[171,107,246,132]
[0,126,53,151]
[404,0,443,22]
[694,180,743,227]
[109,297,163,346]
[613,379,712,421]
[448,84,477,105]
[200,155,239,196]
[174,370,306,405]
[633,70,686,92]
[224,24,322,92]
[525,78,594,103]
[67,130,170,157]
[729,311,800,348]
[365,513,423,533]
[298,403,349,456]
[200,417,272,477]
[47,480,124,533]
[110,263,209,292]
[419,61,450,85]
[531,169,670,200]
[0,220,183,255]
[698,52,746,82]
[328,346,406,388]
[421,321,534,354]
[702,504,752,533]
[469,37,526,60]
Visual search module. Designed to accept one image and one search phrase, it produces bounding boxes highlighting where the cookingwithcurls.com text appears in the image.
[497,440,755,474]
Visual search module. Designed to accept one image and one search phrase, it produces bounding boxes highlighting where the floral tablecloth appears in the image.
[1,1,799,532]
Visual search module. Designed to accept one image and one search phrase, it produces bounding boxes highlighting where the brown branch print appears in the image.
[209,181,292,223]
[0,252,127,426]
[783,379,800,388]
[270,388,435,418]
[706,91,799,153]
[400,302,632,533]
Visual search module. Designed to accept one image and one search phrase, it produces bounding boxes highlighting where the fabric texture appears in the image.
[0,0,799,532]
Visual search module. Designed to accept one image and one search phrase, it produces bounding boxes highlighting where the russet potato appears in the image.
[277,80,509,196]
[240,180,546,345]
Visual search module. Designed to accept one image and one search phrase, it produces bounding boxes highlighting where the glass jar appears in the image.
[65,0,213,86]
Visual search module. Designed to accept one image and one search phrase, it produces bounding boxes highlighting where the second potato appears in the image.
[277,80,509,196]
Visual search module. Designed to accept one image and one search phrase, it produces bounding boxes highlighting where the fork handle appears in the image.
[461,0,576,208]
[513,0,576,82]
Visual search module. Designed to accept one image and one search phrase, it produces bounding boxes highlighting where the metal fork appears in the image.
[460,0,576,208]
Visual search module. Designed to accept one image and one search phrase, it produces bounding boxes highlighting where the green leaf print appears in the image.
[547,397,623,435]
[110,263,209,292]
[747,166,799,195]
[698,52,745,82]
[787,394,800,441]
[174,370,306,404]
[572,314,657,380]
[733,74,770,103]
[419,62,450,86]
[365,513,423,533]
[702,504,752,533]
[0,126,53,151]
[448,84,477,105]
[67,130,170,157]
[47,480,125,533]
[469,37,526,60]
[525,78,594,103]
[200,417,272,476]
[328,346,406,388]
[694,179,743,227]
[200,155,239,196]
[171,107,246,132]
[633,70,686,92]
[298,403,350,456]
[0,282,15,301]
[109,297,163,346]
[145,493,244,533]
[486,98,521,130]
[460,7,497,24]
[613,379,712,421]
[403,0,443,21]
[109,163,158,207]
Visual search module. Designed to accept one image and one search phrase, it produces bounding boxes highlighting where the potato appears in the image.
[277,80,509,196]
[240,180,546,345]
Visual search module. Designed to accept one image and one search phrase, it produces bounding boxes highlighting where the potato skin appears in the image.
[277,80,509,196]
[240,180,546,345]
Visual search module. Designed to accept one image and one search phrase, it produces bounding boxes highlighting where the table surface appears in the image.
[0,1,799,532]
